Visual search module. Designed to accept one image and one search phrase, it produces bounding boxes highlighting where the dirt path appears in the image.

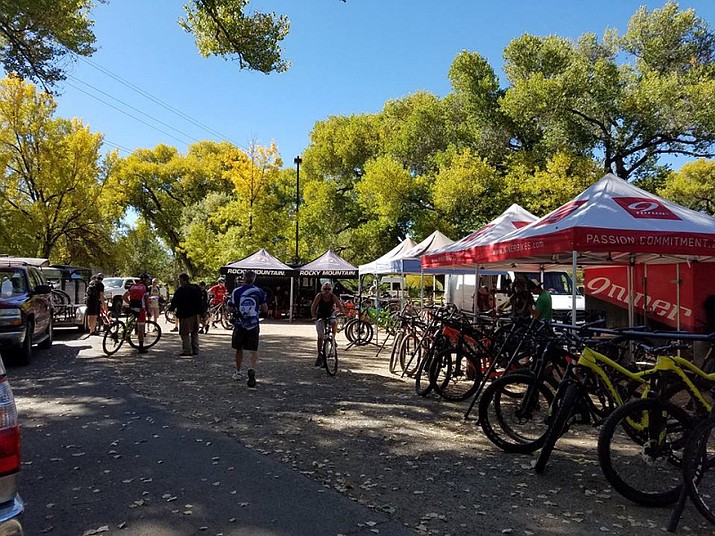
[98,319,712,536]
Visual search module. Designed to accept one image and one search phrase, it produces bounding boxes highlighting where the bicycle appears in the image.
[102,312,162,355]
[315,315,338,376]
[207,300,232,330]
[678,407,715,526]
[596,338,715,507]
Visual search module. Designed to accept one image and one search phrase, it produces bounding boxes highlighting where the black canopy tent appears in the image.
[220,249,298,321]
[298,250,358,279]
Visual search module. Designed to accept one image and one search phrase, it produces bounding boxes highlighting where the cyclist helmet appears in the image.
[139,272,151,283]
[96,272,104,280]
[218,277,225,283]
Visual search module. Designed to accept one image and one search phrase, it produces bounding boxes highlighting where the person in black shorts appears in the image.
[85,273,105,335]
[227,271,268,387]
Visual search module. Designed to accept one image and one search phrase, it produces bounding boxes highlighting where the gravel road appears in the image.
[91,319,712,536]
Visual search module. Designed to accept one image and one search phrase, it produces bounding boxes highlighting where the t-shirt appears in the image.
[230,285,266,330]
[86,280,104,305]
[511,290,534,318]
[534,291,553,322]
[127,282,148,311]
[209,284,226,305]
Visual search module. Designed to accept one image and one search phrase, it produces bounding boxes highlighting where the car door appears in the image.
[28,267,51,337]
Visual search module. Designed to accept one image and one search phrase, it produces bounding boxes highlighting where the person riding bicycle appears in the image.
[123,273,151,354]
[310,283,347,367]
[208,277,227,327]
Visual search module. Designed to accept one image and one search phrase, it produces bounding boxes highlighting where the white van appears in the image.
[380,276,404,298]
[445,271,585,321]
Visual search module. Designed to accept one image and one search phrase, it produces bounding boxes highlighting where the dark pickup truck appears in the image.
[0,260,53,366]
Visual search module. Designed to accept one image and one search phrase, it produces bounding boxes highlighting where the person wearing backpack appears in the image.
[123,273,151,354]
[85,273,105,335]
[496,278,534,319]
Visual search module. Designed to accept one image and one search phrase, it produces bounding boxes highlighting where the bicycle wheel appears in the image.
[683,416,715,525]
[414,346,436,397]
[430,347,481,402]
[346,318,373,346]
[102,320,126,355]
[128,320,162,349]
[220,307,232,330]
[323,336,338,376]
[389,332,405,375]
[398,333,422,376]
[478,372,554,454]
[164,308,176,324]
[534,381,582,474]
[597,397,694,506]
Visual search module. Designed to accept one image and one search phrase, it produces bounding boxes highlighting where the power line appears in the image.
[67,74,205,145]
[73,54,244,148]
[64,80,194,146]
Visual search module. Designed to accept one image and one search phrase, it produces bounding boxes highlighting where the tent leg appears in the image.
[572,251,578,325]
[289,277,294,324]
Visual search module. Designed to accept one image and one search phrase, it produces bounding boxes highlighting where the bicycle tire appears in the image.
[398,333,421,377]
[51,288,71,307]
[102,320,126,355]
[128,320,162,349]
[323,336,338,376]
[535,381,582,474]
[164,308,176,324]
[682,416,715,525]
[478,372,555,454]
[220,307,232,330]
[389,332,405,375]
[345,318,373,346]
[430,347,481,402]
[597,397,694,506]
[414,347,436,397]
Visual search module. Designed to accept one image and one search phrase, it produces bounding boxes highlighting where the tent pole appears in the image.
[420,267,424,307]
[572,251,578,325]
[676,263,681,332]
[289,276,294,324]
[628,260,635,328]
[643,264,649,328]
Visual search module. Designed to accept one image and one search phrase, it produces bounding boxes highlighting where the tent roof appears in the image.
[358,238,417,275]
[402,230,454,258]
[463,174,715,266]
[422,204,537,269]
[299,250,358,278]
[220,248,296,276]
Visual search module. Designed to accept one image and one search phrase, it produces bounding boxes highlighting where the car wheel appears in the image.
[12,321,33,366]
[38,316,53,349]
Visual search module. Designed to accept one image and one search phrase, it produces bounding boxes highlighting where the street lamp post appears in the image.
[294,155,302,264]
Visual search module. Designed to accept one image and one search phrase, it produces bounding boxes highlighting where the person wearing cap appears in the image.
[147,278,162,327]
[227,270,267,387]
[85,273,105,335]
[169,273,203,357]
[529,279,553,322]
[310,282,347,367]
[208,277,227,327]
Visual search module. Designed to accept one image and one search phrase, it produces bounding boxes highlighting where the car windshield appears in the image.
[103,278,125,289]
[0,269,28,296]
[515,272,581,295]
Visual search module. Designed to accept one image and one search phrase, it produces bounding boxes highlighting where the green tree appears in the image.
[0,76,116,262]
[114,219,174,283]
[499,2,715,180]
[180,0,290,73]
[658,159,715,215]
[0,0,100,91]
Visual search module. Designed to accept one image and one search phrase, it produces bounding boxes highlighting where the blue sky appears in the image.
[52,0,715,169]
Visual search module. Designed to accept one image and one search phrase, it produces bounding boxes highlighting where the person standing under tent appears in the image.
[529,279,553,322]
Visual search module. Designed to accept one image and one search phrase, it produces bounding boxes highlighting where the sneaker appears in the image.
[205,325,210,333]
[247,369,256,388]
[232,370,244,381]
[198,328,204,334]
[138,347,148,354]
[170,327,178,332]
[314,353,323,367]
[178,352,193,357]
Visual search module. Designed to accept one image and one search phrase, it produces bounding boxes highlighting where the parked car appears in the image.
[101,277,139,315]
[0,259,53,366]
[0,359,23,535]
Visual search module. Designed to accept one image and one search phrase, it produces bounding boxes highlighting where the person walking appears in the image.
[227,270,267,388]
[496,278,534,319]
[198,281,210,334]
[169,273,203,357]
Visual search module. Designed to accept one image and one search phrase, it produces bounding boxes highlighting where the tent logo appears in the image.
[535,201,586,227]
[614,197,681,220]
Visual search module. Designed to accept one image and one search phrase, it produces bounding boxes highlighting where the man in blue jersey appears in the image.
[228,270,267,388]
